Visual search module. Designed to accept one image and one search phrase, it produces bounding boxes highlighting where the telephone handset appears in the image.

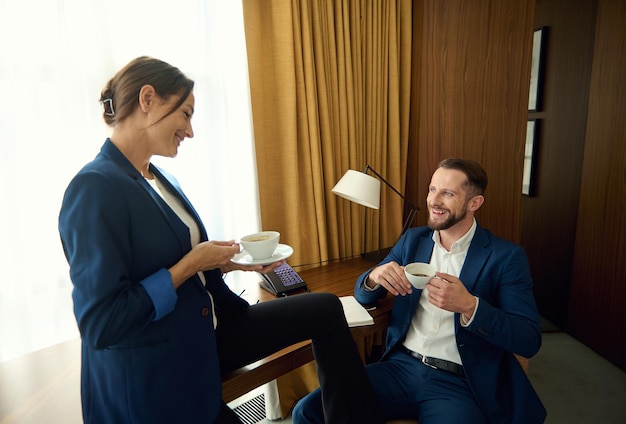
[259,262,308,296]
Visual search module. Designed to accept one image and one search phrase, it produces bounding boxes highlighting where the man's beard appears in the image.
[427,203,468,231]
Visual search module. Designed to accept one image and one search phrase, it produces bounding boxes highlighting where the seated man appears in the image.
[293,158,546,424]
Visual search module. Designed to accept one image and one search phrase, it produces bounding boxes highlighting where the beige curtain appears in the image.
[242,0,413,268]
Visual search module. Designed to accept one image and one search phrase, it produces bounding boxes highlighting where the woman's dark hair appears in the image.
[438,158,488,197]
[99,56,194,126]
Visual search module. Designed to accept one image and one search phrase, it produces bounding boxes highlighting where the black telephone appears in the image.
[259,262,308,296]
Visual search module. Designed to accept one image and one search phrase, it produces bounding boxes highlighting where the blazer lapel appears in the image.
[414,236,435,263]
[408,234,436,313]
[459,226,491,293]
[100,140,193,251]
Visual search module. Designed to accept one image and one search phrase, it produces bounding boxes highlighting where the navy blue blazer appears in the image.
[59,140,247,423]
[355,226,547,424]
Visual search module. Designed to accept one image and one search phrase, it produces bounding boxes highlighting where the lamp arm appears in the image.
[401,207,419,235]
[364,164,420,212]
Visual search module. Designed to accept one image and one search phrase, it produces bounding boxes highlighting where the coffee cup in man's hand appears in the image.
[404,262,436,289]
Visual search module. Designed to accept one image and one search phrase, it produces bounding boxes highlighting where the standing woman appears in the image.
[59,57,382,424]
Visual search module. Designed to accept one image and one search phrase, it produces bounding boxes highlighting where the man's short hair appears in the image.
[438,158,488,198]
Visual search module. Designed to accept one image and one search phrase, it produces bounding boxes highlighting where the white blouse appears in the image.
[146,175,218,328]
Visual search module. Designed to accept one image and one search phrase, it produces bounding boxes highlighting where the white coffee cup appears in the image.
[240,231,280,260]
[404,262,436,289]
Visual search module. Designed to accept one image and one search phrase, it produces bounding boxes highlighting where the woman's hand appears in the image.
[220,259,285,274]
[192,240,242,270]
[168,240,240,288]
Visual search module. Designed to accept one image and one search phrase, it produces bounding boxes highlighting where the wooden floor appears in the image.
[3,328,626,423]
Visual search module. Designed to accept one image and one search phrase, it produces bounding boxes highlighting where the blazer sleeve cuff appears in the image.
[140,268,177,321]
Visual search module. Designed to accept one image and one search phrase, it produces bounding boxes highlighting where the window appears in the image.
[0,0,259,361]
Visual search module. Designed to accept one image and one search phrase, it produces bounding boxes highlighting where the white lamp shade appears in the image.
[331,169,381,209]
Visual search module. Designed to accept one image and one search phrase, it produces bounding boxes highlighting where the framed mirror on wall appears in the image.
[529,27,548,111]
[525,26,548,196]
[523,119,541,196]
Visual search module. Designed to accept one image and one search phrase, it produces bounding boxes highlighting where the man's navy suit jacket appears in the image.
[59,140,247,423]
[355,226,547,423]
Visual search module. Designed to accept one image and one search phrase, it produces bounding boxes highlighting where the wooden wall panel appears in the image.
[569,0,626,370]
[409,0,535,243]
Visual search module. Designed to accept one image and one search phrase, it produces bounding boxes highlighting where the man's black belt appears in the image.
[404,347,465,377]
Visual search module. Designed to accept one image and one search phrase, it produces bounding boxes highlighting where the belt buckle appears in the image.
[421,355,438,370]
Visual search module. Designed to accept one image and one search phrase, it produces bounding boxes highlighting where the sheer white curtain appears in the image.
[0,0,260,362]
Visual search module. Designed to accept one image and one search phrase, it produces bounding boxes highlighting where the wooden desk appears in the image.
[0,338,82,424]
[221,257,393,402]
[0,257,391,423]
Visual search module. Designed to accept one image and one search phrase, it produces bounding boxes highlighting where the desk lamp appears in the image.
[332,165,419,260]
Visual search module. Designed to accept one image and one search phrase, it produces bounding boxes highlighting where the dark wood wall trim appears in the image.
[568,0,626,371]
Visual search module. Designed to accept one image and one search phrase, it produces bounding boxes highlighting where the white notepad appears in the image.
[340,296,374,327]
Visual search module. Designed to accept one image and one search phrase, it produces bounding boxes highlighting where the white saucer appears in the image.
[231,244,294,266]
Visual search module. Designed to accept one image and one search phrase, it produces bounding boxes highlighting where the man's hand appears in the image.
[426,272,476,320]
[367,262,413,296]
